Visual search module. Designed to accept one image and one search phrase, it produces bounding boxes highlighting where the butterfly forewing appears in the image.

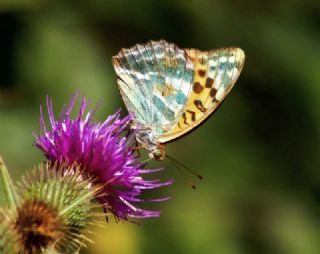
[157,47,245,143]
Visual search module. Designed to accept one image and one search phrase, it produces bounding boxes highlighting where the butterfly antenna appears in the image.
[103,207,109,222]
[166,154,203,180]
[141,158,152,164]
[167,155,197,189]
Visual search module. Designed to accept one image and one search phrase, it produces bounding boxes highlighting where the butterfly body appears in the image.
[134,127,166,160]
[112,40,245,160]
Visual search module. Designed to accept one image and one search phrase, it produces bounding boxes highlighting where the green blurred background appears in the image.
[0,0,320,253]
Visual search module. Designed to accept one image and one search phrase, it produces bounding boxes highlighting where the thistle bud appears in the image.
[4,162,102,253]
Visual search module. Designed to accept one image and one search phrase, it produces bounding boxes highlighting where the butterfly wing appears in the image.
[112,40,195,135]
[157,47,245,143]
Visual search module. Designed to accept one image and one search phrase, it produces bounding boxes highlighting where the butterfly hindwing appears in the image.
[158,47,245,143]
[113,40,194,135]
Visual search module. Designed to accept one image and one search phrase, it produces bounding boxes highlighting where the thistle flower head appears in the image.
[35,95,172,220]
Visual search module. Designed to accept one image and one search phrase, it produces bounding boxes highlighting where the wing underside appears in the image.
[157,47,245,143]
[112,40,195,136]
[112,41,245,143]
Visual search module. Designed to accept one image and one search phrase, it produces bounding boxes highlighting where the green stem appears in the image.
[0,156,18,210]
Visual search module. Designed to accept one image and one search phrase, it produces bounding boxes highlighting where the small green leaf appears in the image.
[0,156,19,211]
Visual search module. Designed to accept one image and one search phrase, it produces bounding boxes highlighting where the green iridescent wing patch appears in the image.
[112,40,194,135]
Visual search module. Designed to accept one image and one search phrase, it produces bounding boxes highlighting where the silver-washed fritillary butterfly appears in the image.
[112,40,245,160]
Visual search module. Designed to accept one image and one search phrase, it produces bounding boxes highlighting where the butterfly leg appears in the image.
[132,142,143,158]
[122,128,143,158]
[123,128,132,138]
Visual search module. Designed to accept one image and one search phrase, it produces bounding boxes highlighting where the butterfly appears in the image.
[112,40,245,160]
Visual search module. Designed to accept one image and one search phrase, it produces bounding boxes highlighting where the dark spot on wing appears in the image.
[182,112,188,125]
[194,100,206,112]
[205,78,214,88]
[210,88,217,98]
[186,110,196,122]
[198,69,206,77]
[193,82,203,94]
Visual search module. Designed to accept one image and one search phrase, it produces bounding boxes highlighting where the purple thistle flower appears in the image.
[35,95,172,220]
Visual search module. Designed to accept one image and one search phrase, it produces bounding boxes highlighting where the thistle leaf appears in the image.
[0,156,19,210]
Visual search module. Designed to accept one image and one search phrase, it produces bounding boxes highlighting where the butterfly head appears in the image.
[149,145,165,161]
